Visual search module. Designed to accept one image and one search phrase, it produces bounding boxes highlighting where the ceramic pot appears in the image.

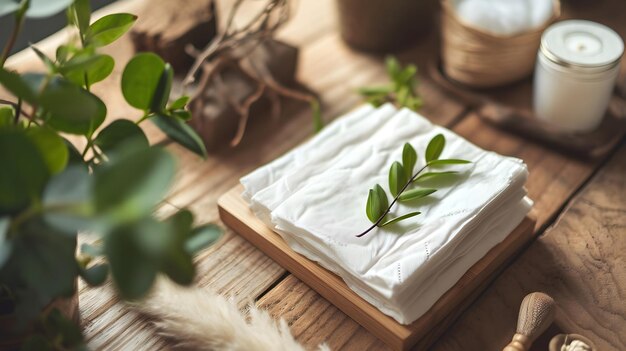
[336,0,437,52]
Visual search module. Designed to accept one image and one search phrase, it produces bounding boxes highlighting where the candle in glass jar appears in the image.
[533,20,624,132]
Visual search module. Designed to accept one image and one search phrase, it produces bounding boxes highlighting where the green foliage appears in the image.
[360,134,471,236]
[0,0,219,346]
[358,56,423,111]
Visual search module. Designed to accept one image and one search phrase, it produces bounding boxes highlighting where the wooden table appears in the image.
[6,0,625,350]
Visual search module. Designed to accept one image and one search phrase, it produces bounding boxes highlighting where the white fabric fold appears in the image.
[240,104,532,324]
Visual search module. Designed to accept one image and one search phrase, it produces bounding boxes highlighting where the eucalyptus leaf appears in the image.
[121,52,165,110]
[169,96,189,110]
[151,113,207,158]
[73,0,91,35]
[151,63,173,113]
[40,77,106,135]
[388,161,406,197]
[428,159,471,166]
[86,13,137,47]
[402,143,417,179]
[105,223,157,300]
[0,216,11,267]
[94,119,148,155]
[185,224,222,255]
[0,128,49,213]
[398,188,437,202]
[25,0,73,18]
[25,125,69,174]
[79,263,108,286]
[425,133,445,162]
[0,107,14,126]
[380,211,421,227]
[94,146,175,224]
[42,166,93,234]
[414,171,458,182]
[60,54,114,87]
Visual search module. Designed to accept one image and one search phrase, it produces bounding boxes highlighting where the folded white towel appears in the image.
[241,104,532,324]
[452,0,554,36]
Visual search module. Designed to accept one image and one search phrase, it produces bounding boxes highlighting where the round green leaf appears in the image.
[43,166,93,234]
[0,69,42,104]
[105,224,157,300]
[79,263,108,286]
[152,114,207,158]
[86,13,137,47]
[93,146,175,223]
[61,54,114,87]
[25,0,73,18]
[168,96,189,110]
[185,224,221,255]
[0,128,49,213]
[94,119,149,155]
[121,53,165,110]
[25,126,68,174]
[40,77,106,135]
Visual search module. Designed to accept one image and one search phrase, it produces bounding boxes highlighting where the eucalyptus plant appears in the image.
[358,134,471,237]
[0,0,220,348]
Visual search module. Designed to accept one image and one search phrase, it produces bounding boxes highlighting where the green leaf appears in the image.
[121,52,165,110]
[105,223,157,300]
[374,184,388,212]
[425,133,445,163]
[311,99,323,133]
[0,106,14,126]
[402,143,417,179]
[385,56,401,80]
[380,211,421,227]
[388,161,406,197]
[185,224,221,255]
[0,216,11,267]
[0,69,40,104]
[40,76,106,135]
[0,129,49,213]
[365,188,383,223]
[398,188,437,202]
[80,242,103,256]
[86,13,137,47]
[30,45,56,72]
[25,125,69,174]
[171,109,191,121]
[169,96,189,110]
[428,159,471,166]
[94,119,149,155]
[398,64,417,85]
[79,263,108,286]
[73,0,91,35]
[358,86,392,96]
[42,166,93,234]
[94,146,175,224]
[25,0,73,18]
[151,113,207,158]
[414,171,458,182]
[151,63,173,113]
[56,44,70,63]
[60,53,114,87]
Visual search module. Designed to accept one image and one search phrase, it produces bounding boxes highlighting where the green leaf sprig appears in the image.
[358,56,423,111]
[357,133,471,237]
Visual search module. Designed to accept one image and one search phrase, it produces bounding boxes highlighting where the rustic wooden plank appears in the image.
[431,142,626,351]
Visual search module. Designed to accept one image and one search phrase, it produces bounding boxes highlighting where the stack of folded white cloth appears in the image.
[241,104,532,324]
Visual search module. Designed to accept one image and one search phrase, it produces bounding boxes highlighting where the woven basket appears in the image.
[441,0,560,88]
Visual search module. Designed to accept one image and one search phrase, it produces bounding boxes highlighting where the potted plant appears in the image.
[0,0,220,349]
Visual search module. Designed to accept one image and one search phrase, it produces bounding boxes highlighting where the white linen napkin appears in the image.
[240,104,532,324]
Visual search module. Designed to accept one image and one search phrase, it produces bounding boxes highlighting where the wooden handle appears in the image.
[502,292,555,351]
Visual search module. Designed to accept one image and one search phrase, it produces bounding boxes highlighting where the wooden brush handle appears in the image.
[502,292,555,351]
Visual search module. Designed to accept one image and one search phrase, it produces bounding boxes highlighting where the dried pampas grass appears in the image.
[132,279,330,351]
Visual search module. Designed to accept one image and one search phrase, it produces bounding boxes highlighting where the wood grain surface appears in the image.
[2,0,624,350]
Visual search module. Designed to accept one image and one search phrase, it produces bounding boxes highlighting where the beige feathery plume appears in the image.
[132,279,330,351]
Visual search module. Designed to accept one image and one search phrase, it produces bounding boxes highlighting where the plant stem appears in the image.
[356,164,429,238]
[136,112,150,125]
[0,6,27,68]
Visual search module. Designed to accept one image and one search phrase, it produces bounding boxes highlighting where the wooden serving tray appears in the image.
[218,185,536,350]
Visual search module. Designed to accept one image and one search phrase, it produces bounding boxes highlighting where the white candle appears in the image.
[533,20,624,133]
